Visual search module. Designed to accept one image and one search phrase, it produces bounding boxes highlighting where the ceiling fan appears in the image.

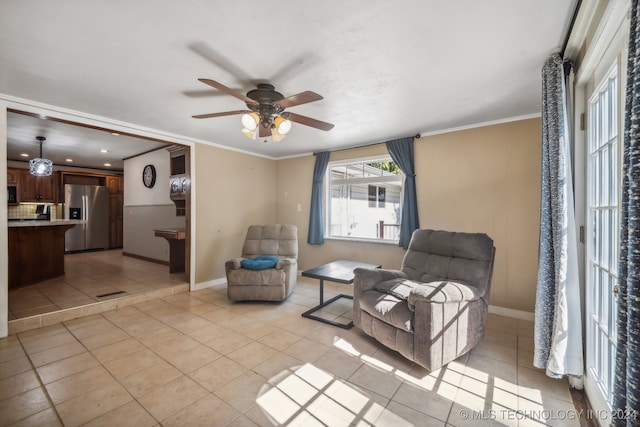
[192,78,334,140]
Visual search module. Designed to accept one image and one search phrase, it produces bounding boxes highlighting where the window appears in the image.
[326,156,403,242]
[586,64,619,411]
[367,185,386,208]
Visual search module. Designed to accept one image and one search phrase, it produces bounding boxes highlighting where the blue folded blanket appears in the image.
[241,255,281,270]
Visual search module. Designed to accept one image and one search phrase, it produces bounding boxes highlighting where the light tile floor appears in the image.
[0,279,579,426]
[8,250,187,320]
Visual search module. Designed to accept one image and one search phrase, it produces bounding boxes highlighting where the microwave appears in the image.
[7,186,18,205]
[169,174,189,200]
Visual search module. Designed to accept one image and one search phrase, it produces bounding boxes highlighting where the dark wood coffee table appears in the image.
[301,260,381,329]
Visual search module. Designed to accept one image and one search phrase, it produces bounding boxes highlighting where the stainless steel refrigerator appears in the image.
[64,184,109,252]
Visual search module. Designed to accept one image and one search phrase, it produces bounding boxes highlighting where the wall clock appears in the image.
[142,164,156,188]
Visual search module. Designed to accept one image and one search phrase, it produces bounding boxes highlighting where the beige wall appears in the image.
[276,118,541,312]
[194,144,276,284]
[416,119,541,311]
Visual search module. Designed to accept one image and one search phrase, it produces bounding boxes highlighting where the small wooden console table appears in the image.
[154,227,186,274]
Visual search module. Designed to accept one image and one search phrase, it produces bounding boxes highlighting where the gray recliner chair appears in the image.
[225,224,298,302]
[353,229,495,371]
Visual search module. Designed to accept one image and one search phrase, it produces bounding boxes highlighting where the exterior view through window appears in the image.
[327,157,403,242]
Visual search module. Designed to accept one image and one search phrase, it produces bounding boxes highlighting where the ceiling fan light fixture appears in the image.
[29,136,53,176]
[271,127,286,142]
[274,116,292,134]
[241,112,259,131]
[242,126,258,140]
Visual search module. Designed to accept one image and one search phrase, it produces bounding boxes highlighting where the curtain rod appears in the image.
[560,0,582,59]
[313,133,420,155]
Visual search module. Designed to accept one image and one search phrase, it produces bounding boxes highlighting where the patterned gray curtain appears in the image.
[612,1,640,423]
[307,151,330,245]
[533,54,583,379]
[385,137,419,249]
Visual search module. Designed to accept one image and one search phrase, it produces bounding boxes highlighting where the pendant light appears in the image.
[29,136,53,176]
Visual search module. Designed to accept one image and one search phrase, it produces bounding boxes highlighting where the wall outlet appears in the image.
[296,204,302,212]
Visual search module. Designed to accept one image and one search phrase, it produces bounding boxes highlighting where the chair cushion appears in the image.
[401,230,494,297]
[242,225,298,259]
[227,268,285,286]
[241,256,280,270]
[359,285,415,333]
[374,278,420,300]
[408,280,481,309]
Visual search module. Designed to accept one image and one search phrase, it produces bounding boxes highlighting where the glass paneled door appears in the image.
[585,64,620,414]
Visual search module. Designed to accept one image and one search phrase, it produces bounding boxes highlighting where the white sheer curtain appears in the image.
[533,54,584,379]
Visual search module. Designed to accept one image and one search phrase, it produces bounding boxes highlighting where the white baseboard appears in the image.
[488,305,535,321]
[192,277,226,291]
[189,281,535,323]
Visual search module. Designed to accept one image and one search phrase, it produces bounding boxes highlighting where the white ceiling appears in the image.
[0,0,576,164]
[6,112,170,171]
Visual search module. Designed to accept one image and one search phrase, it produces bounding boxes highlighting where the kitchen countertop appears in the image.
[154,227,186,240]
[7,219,85,228]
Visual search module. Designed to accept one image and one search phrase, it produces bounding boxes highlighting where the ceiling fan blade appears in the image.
[274,91,323,108]
[189,43,253,82]
[198,78,258,105]
[192,110,251,119]
[285,112,334,131]
[183,89,242,98]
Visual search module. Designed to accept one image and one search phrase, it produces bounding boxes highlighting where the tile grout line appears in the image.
[66,311,165,425]
[94,299,251,424]
[6,288,560,426]
[25,313,157,426]
[59,316,142,426]
[10,290,222,424]
[150,295,309,423]
[15,332,65,426]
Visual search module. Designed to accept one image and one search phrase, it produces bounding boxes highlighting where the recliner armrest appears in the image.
[408,281,481,310]
[353,268,406,292]
[275,258,296,270]
[225,258,244,271]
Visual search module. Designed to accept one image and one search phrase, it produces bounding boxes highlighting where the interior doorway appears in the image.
[5,110,193,330]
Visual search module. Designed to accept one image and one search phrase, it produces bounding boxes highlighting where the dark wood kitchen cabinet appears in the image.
[8,222,78,289]
[167,145,190,282]
[7,168,19,185]
[106,175,124,195]
[106,175,124,248]
[19,169,59,202]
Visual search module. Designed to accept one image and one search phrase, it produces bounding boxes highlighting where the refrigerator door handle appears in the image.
[83,195,87,241]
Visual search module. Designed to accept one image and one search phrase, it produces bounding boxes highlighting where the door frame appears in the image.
[573,0,629,415]
[0,96,197,338]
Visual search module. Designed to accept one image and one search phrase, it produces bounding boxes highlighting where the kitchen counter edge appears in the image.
[7,219,85,228]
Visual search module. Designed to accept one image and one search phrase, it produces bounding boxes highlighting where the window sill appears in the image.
[324,236,400,246]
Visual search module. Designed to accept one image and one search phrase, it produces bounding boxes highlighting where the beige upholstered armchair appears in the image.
[225,225,298,301]
[353,229,495,371]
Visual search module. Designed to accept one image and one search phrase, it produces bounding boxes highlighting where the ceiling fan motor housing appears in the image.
[246,84,284,104]
[246,84,286,128]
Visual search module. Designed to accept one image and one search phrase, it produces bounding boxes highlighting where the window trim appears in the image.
[325,154,404,244]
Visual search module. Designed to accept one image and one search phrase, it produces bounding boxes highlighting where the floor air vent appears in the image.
[96,291,126,298]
